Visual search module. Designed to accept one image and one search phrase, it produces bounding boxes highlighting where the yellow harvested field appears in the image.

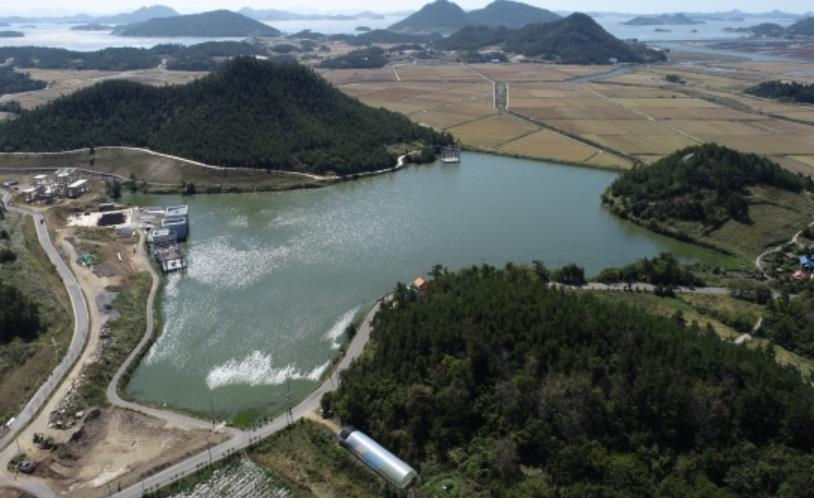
[615,97,721,109]
[776,156,814,175]
[319,68,396,85]
[394,64,482,81]
[585,151,634,169]
[696,135,814,155]
[413,110,484,129]
[448,114,538,148]
[586,134,698,156]
[668,120,768,136]
[499,129,600,163]
[644,107,758,120]
[468,64,611,82]
[513,103,642,120]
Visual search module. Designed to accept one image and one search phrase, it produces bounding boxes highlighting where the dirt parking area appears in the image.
[33,408,225,498]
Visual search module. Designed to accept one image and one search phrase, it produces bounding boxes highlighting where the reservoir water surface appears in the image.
[125,152,723,418]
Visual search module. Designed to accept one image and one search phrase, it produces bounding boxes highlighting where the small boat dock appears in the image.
[440,146,461,164]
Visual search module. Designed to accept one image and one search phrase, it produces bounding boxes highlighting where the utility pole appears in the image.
[286,376,293,425]
[209,397,215,430]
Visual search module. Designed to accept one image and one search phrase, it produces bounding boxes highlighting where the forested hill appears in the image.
[388,0,469,34]
[604,144,809,229]
[0,58,452,175]
[467,0,560,29]
[326,264,814,496]
[389,0,560,33]
[504,13,666,63]
[113,10,280,37]
[622,13,704,25]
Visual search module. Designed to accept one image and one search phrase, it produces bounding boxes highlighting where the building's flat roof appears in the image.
[22,187,37,193]
[33,174,48,180]
[68,179,87,188]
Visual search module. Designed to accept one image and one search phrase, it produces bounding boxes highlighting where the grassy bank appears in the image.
[0,148,326,193]
[250,420,390,497]
[65,271,152,413]
[0,209,72,423]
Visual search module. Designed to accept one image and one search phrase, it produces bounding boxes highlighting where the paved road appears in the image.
[0,190,88,498]
[110,298,385,498]
[104,233,218,431]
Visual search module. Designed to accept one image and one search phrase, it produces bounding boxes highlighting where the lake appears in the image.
[124,152,726,419]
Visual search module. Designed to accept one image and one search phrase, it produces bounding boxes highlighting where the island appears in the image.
[623,13,705,25]
[70,24,112,31]
[0,30,24,38]
[113,10,281,38]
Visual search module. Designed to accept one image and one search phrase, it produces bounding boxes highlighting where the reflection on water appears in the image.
[125,152,725,417]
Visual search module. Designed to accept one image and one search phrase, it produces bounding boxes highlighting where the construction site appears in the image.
[20,168,87,204]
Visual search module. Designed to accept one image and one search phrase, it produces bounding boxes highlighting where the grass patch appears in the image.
[65,271,151,413]
[249,419,392,498]
[0,210,72,423]
[0,148,326,193]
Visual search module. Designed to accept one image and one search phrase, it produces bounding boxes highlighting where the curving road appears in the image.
[109,297,384,498]
[0,190,89,498]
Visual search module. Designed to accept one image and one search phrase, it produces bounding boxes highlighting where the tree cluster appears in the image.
[605,143,809,227]
[746,80,814,104]
[0,280,41,343]
[0,57,453,175]
[595,252,703,287]
[761,293,814,357]
[318,47,388,69]
[327,264,814,496]
[0,66,47,94]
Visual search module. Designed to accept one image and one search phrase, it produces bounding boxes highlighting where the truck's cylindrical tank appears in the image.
[338,427,417,489]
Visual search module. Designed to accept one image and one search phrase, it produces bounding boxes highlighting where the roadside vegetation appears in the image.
[61,272,151,415]
[0,208,72,425]
[326,264,814,497]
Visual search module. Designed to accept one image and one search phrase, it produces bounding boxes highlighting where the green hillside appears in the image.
[0,58,452,175]
[504,13,666,63]
[467,0,560,28]
[113,10,280,37]
[389,0,470,33]
[326,264,814,497]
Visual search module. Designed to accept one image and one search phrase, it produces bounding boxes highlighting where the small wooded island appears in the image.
[0,57,453,175]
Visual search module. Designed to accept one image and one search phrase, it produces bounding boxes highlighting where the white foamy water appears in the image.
[205,351,330,389]
[324,307,359,350]
[188,237,293,290]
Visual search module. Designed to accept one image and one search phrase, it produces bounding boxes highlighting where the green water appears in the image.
[125,152,724,418]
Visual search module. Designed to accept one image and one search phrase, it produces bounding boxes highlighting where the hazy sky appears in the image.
[6,0,812,16]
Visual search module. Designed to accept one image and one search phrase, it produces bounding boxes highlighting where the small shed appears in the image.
[67,179,88,198]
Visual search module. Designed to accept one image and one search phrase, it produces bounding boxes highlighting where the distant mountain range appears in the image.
[736,17,814,37]
[623,13,704,25]
[389,0,561,34]
[238,8,385,21]
[0,4,179,25]
[436,13,666,64]
[113,10,280,37]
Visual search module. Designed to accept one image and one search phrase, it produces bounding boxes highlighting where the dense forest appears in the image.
[326,264,814,496]
[604,144,808,228]
[433,25,512,51]
[0,57,452,175]
[594,252,703,287]
[761,294,814,357]
[746,80,814,104]
[0,42,269,72]
[113,10,280,37]
[0,46,162,70]
[0,66,46,94]
[0,279,41,343]
[503,13,666,64]
[318,47,388,69]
